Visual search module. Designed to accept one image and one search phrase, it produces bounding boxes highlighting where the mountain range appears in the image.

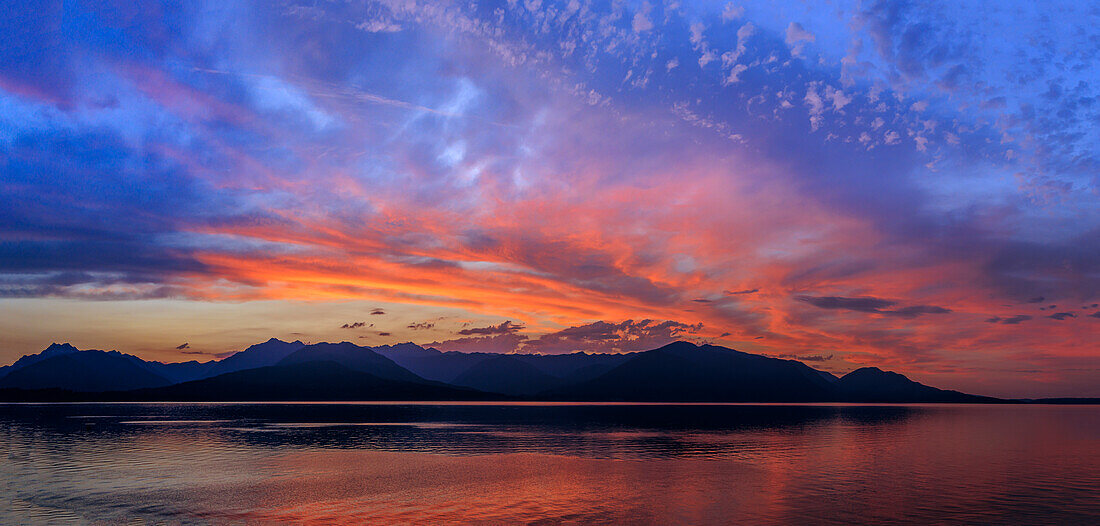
[0,339,1019,402]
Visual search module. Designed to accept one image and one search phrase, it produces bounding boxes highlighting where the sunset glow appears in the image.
[1,1,1097,398]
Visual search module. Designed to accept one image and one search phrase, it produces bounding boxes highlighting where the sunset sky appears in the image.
[1,1,1097,398]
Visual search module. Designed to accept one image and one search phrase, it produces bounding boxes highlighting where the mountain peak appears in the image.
[374,342,435,355]
[44,342,80,355]
[391,342,426,351]
[0,346,172,392]
[653,341,699,353]
[831,366,991,402]
[278,341,424,383]
[201,338,308,377]
[288,341,373,355]
[843,366,901,380]
[245,338,300,352]
[257,337,304,346]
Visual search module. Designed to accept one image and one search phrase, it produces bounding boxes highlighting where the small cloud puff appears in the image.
[458,320,525,336]
[785,22,815,57]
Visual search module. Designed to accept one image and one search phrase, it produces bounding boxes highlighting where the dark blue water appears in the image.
[1,403,1097,524]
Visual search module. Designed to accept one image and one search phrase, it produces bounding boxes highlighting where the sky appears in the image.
[0,0,1097,398]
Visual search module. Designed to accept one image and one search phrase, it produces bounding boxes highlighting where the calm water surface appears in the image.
[0,403,1096,524]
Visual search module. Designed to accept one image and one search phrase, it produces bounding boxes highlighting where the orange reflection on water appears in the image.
[1,404,1097,524]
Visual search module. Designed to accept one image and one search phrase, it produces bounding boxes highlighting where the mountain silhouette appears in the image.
[835,367,996,402]
[200,338,305,378]
[374,344,495,383]
[451,354,564,396]
[117,361,500,401]
[544,342,837,402]
[511,352,632,382]
[0,342,80,380]
[0,339,1011,402]
[374,344,632,385]
[140,359,217,384]
[0,340,298,390]
[0,348,172,392]
[277,342,425,383]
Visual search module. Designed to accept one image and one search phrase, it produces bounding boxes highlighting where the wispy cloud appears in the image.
[796,296,951,318]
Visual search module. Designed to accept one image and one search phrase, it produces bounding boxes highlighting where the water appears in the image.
[0,403,1096,524]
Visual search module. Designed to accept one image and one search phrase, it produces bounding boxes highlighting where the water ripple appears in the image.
[1,403,1097,524]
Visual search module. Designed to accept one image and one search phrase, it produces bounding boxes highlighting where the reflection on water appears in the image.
[1,403,1097,524]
